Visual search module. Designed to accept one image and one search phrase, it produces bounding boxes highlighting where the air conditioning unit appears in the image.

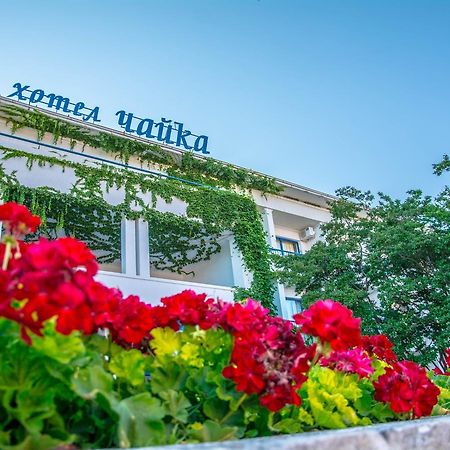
[300,226,315,242]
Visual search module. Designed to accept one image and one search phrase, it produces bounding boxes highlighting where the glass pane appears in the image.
[275,237,283,250]
[282,240,298,253]
[287,297,303,314]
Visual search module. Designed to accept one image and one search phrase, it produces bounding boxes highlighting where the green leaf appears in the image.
[301,367,369,429]
[15,388,57,434]
[1,433,68,450]
[188,420,241,443]
[150,327,181,356]
[31,320,85,365]
[109,348,146,387]
[115,393,166,447]
[203,397,229,422]
[432,374,450,412]
[159,389,191,423]
[271,418,302,434]
[202,394,246,426]
[214,374,243,409]
[72,365,113,399]
[149,364,188,394]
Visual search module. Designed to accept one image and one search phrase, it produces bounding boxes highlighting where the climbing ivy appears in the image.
[2,183,122,264]
[0,145,276,310]
[167,152,282,194]
[0,105,281,194]
[0,104,173,167]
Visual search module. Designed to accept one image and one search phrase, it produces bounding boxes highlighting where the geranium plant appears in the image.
[0,202,448,449]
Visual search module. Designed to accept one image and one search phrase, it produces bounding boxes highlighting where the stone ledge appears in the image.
[128,416,450,450]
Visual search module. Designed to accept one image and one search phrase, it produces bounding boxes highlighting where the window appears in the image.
[275,237,301,255]
[285,297,303,322]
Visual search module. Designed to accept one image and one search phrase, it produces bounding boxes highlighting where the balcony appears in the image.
[271,236,303,256]
[270,247,302,256]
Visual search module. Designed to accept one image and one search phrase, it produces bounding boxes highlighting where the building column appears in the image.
[261,208,277,248]
[121,218,137,276]
[135,219,150,277]
[261,207,290,319]
[228,237,252,289]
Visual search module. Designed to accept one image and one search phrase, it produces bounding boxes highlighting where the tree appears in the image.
[273,156,450,369]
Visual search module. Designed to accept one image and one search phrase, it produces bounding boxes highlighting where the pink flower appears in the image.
[321,348,374,379]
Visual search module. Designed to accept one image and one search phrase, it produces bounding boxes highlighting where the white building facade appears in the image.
[0,95,334,320]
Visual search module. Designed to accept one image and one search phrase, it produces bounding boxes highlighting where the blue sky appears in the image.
[1,0,449,198]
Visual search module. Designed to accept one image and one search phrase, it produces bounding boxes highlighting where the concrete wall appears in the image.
[127,416,450,450]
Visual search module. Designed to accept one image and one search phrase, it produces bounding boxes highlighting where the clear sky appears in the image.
[1,0,449,198]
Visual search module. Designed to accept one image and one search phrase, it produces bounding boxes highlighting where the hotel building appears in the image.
[0,95,334,321]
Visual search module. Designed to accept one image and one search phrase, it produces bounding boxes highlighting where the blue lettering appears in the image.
[174,122,193,150]
[193,135,209,154]
[83,106,101,123]
[73,102,85,116]
[47,94,71,112]
[155,118,175,144]
[136,118,156,138]
[116,110,135,132]
[29,89,45,104]
[7,83,210,153]
[7,83,30,100]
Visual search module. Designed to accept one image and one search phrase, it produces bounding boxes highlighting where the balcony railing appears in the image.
[270,247,302,256]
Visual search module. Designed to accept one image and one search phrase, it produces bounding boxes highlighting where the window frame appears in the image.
[275,236,301,256]
[285,296,303,317]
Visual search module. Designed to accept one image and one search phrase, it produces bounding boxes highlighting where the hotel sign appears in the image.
[7,82,210,154]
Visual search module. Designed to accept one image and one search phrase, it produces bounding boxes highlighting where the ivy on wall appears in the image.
[0,144,276,310]
[0,105,281,194]
[2,183,122,264]
[0,104,279,309]
[0,105,174,167]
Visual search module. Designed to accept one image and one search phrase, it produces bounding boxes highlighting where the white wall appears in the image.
[274,225,300,241]
[150,237,235,287]
[254,191,331,224]
[96,271,234,304]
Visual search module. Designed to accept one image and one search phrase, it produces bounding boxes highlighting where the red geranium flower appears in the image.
[22,237,98,277]
[0,202,41,236]
[362,334,397,363]
[294,299,362,350]
[374,360,440,417]
[222,300,314,411]
[259,384,302,412]
[160,290,218,329]
[219,299,269,334]
[321,348,374,379]
[109,295,156,346]
[222,350,266,394]
[88,281,123,330]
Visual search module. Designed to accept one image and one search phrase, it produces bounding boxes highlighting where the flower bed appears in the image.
[0,202,448,449]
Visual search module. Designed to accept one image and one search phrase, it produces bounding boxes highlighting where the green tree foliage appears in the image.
[273,157,450,368]
[433,154,450,176]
